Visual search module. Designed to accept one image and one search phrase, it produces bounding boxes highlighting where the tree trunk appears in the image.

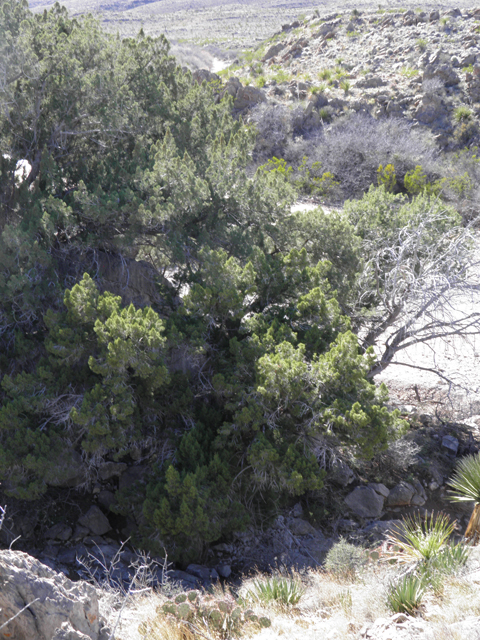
[465,503,480,544]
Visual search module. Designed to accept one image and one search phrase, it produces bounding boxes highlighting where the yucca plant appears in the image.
[448,452,480,544]
[387,512,455,563]
[244,576,305,607]
[387,574,425,615]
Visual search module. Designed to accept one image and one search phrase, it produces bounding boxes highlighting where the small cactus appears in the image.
[159,589,271,636]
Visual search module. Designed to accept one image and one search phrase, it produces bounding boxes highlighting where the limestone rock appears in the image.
[329,460,355,487]
[423,63,459,86]
[192,69,220,85]
[368,483,390,498]
[442,435,459,456]
[262,42,285,61]
[288,518,316,536]
[45,523,73,542]
[0,550,110,640]
[355,74,387,89]
[386,481,415,507]
[233,85,266,111]
[345,486,385,519]
[78,506,111,536]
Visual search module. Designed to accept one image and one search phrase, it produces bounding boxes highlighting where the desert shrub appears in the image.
[454,120,479,146]
[324,539,367,579]
[377,163,397,192]
[454,105,473,123]
[249,103,294,160]
[287,114,438,199]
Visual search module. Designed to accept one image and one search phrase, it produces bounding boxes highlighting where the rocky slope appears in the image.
[220,7,480,149]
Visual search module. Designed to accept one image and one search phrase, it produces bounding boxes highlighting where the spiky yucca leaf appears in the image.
[387,512,454,563]
[387,574,425,615]
[448,452,480,503]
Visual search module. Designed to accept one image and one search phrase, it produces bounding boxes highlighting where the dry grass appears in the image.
[105,549,480,640]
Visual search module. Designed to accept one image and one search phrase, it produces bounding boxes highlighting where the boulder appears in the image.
[0,550,110,640]
[329,460,355,487]
[233,85,266,111]
[288,518,316,536]
[368,483,390,498]
[423,63,459,86]
[44,451,85,488]
[78,506,111,536]
[45,523,73,542]
[355,74,387,89]
[442,435,459,456]
[192,69,220,85]
[262,43,285,61]
[386,482,415,507]
[345,486,385,519]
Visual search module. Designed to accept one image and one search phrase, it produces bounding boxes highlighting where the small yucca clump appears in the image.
[243,575,305,607]
[448,451,480,544]
[387,574,425,615]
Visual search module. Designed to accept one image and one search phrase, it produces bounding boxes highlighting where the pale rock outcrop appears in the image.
[0,550,110,640]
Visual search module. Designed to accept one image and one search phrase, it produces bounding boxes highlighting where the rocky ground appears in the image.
[216,7,480,150]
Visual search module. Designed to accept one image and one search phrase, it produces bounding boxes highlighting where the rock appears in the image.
[345,486,385,519]
[429,10,440,21]
[78,506,111,536]
[233,85,266,111]
[167,569,201,590]
[97,461,127,481]
[216,563,232,578]
[186,564,219,581]
[288,518,316,536]
[262,43,285,61]
[355,74,387,89]
[44,451,85,488]
[423,63,460,86]
[97,490,116,510]
[292,502,303,518]
[442,435,459,456]
[361,612,426,638]
[449,616,480,639]
[329,460,355,486]
[410,479,427,506]
[45,523,73,542]
[192,69,220,85]
[368,483,390,498]
[118,465,148,491]
[386,481,415,507]
[0,550,110,640]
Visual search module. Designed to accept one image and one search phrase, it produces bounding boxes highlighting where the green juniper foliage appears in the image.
[1,1,456,563]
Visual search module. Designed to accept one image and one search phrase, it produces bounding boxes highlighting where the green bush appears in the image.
[324,539,367,578]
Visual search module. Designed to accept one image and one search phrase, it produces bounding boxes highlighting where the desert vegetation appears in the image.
[4,2,480,639]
